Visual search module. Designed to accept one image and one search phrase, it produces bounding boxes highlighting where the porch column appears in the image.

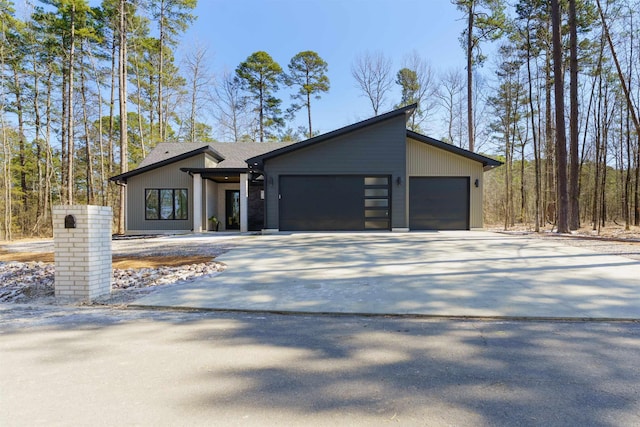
[240,172,248,233]
[193,173,203,232]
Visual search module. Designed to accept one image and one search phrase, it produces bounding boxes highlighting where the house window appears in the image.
[145,189,188,220]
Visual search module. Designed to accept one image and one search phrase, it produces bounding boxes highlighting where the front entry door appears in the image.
[225,190,240,230]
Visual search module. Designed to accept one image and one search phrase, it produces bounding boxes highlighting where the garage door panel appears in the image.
[410,177,469,230]
[279,176,364,231]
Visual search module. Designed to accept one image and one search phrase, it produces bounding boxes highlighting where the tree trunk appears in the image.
[80,50,94,204]
[118,0,128,235]
[635,140,640,225]
[67,3,76,206]
[568,0,580,230]
[525,24,541,232]
[12,65,28,234]
[158,0,165,142]
[544,44,555,225]
[89,47,106,205]
[551,0,569,233]
[109,31,116,175]
[133,52,146,157]
[61,69,68,204]
[307,90,312,138]
[466,2,475,152]
[32,55,44,234]
[44,70,54,231]
[1,116,11,241]
[259,81,264,142]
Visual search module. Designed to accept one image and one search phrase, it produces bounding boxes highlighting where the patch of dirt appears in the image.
[0,250,214,268]
[0,250,54,263]
[112,255,214,268]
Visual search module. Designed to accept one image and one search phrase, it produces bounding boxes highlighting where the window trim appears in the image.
[145,188,189,221]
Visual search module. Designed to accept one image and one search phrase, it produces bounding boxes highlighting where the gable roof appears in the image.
[407,130,503,171]
[246,103,417,169]
[136,143,221,168]
[109,141,295,183]
[207,141,295,169]
[109,145,224,183]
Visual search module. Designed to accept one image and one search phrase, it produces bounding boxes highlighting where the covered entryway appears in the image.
[409,177,469,230]
[279,175,390,231]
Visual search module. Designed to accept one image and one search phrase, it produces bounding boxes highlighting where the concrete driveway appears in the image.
[132,231,640,319]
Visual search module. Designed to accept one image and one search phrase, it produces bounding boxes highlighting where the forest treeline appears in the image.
[0,0,639,238]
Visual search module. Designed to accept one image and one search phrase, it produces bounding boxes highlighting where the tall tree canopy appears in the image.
[395,52,436,132]
[452,0,506,152]
[235,51,284,142]
[286,50,329,139]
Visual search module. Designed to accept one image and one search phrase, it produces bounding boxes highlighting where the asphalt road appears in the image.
[1,305,639,426]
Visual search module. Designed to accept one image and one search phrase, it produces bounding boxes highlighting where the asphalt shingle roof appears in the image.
[139,141,295,170]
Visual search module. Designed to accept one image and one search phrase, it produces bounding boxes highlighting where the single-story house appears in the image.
[109,104,502,234]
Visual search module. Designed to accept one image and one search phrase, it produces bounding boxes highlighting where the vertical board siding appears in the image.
[264,115,408,229]
[407,138,484,228]
[126,155,205,231]
[204,154,218,168]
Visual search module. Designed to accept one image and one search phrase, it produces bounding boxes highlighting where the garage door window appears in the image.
[364,176,389,230]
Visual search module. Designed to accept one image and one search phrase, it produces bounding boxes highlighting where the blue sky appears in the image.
[180,0,469,137]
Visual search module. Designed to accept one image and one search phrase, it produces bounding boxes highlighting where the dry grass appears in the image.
[0,250,54,263]
[111,255,214,269]
[486,223,640,240]
[0,250,214,269]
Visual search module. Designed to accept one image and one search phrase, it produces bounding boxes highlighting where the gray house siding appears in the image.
[263,114,408,229]
[126,155,205,231]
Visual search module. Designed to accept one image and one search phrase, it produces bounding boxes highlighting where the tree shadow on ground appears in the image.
[2,307,639,426]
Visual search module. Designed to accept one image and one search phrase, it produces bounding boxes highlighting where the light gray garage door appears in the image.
[409,177,469,230]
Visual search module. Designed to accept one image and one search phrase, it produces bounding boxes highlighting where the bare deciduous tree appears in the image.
[351,51,393,116]
[183,41,214,143]
[212,70,251,142]
[398,50,438,132]
[436,68,465,146]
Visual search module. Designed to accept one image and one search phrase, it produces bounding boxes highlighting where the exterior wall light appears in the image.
[396,176,402,186]
[474,179,479,188]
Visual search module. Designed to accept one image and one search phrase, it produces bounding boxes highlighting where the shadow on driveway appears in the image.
[132,231,640,319]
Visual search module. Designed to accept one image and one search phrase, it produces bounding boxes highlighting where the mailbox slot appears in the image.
[64,215,76,229]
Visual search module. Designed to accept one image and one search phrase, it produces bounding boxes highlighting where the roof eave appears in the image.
[180,167,249,174]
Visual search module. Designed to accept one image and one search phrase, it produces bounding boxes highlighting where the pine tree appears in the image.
[236,51,284,142]
[452,0,506,152]
[285,51,329,139]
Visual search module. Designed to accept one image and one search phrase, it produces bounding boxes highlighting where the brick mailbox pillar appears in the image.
[53,205,113,300]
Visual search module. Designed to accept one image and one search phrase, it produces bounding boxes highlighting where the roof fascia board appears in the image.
[180,167,249,175]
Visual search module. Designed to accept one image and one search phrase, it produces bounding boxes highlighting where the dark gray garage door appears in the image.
[279,175,390,231]
[409,177,469,230]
